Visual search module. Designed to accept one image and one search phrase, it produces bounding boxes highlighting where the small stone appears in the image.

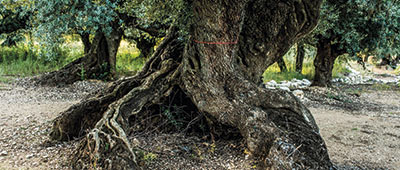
[266,80,277,87]
[292,90,304,98]
[265,86,276,90]
[279,87,291,92]
[0,151,8,156]
[302,79,312,86]
[26,154,34,159]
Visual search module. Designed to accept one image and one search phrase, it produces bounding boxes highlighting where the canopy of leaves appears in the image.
[310,0,400,58]
[0,0,32,34]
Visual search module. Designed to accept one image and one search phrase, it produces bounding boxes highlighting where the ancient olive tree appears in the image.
[50,0,333,169]
[310,0,400,87]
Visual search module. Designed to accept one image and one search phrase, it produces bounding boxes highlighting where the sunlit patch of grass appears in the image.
[263,56,314,82]
[263,52,350,83]
[116,41,145,76]
[0,45,65,76]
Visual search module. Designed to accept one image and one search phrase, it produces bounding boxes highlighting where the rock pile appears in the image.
[264,66,400,100]
[332,66,400,85]
[264,78,311,99]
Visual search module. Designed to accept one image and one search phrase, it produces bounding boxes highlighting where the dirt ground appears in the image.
[0,74,399,169]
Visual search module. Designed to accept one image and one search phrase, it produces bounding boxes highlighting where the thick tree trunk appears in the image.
[50,0,332,169]
[277,58,287,72]
[296,42,305,73]
[35,30,122,86]
[312,38,342,87]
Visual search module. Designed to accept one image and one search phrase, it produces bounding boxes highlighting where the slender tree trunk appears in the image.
[135,36,156,59]
[35,29,122,85]
[50,0,331,169]
[312,38,342,87]
[296,42,305,73]
[277,57,287,72]
[0,34,17,47]
[79,32,91,55]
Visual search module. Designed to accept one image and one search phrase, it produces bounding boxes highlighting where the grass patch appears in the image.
[0,76,14,83]
[116,41,144,76]
[0,45,67,76]
[0,38,145,78]
[370,84,394,91]
[263,46,350,82]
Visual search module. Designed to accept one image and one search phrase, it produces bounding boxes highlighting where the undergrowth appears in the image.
[1,37,351,82]
[0,38,145,78]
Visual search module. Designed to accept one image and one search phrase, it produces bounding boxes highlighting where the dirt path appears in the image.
[0,80,105,169]
[307,86,400,169]
[0,78,399,169]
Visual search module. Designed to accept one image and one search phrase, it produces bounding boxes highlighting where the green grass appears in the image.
[116,41,144,76]
[263,52,350,82]
[1,37,350,82]
[0,45,66,76]
[0,38,146,78]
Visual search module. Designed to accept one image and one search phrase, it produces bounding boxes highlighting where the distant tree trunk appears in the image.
[135,36,156,59]
[79,32,91,55]
[50,0,332,169]
[379,54,399,69]
[277,57,287,72]
[296,42,305,73]
[312,37,344,87]
[35,29,122,86]
[0,34,17,47]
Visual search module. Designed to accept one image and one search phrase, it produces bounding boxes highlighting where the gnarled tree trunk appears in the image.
[50,0,332,169]
[312,37,344,87]
[35,29,122,86]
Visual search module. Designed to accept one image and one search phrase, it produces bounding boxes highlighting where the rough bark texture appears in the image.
[50,0,332,169]
[277,58,287,72]
[35,30,122,86]
[296,42,305,73]
[182,0,330,168]
[312,38,344,87]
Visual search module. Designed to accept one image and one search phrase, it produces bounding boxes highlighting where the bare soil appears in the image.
[0,75,399,169]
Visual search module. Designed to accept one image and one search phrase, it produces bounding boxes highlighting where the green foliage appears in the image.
[311,0,400,59]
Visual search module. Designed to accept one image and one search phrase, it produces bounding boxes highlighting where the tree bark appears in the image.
[79,32,91,55]
[312,38,343,87]
[296,42,305,73]
[50,0,332,169]
[277,57,287,72]
[35,29,122,86]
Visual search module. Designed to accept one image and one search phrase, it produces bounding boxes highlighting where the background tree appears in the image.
[32,0,179,85]
[0,0,32,46]
[32,0,127,85]
[49,0,333,169]
[310,0,400,87]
